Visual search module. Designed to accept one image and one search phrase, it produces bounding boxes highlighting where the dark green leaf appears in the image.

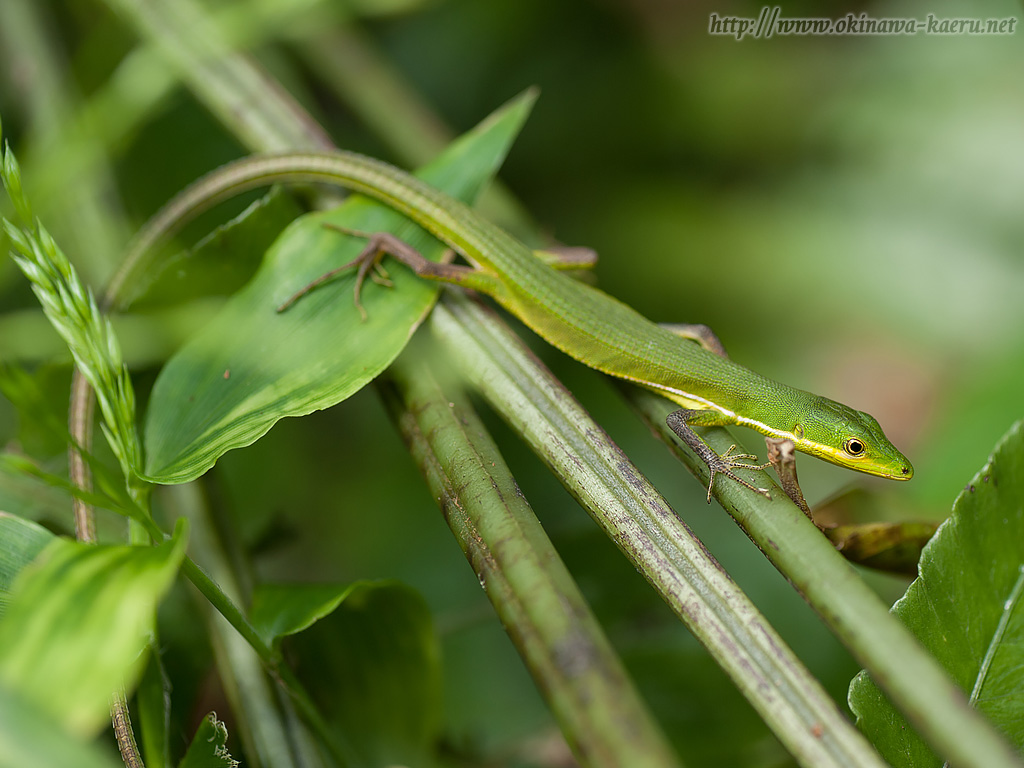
[849,419,1024,765]
[0,457,71,525]
[0,518,189,736]
[0,363,73,458]
[249,581,359,650]
[177,712,238,768]
[0,452,132,517]
[285,581,441,768]
[144,91,535,483]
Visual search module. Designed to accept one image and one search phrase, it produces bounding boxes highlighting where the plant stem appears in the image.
[110,688,144,768]
[382,351,683,768]
[429,291,888,768]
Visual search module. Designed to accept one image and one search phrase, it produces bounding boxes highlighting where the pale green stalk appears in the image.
[1,131,141,487]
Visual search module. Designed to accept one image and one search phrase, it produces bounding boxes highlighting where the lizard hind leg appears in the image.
[276,226,389,317]
[655,325,729,360]
[660,323,728,358]
[277,225,485,319]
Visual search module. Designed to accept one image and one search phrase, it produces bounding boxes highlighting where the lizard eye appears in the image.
[844,438,865,457]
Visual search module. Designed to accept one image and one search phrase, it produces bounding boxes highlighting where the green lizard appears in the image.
[130,152,913,500]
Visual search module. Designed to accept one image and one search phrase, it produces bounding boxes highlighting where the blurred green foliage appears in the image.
[1,0,1022,765]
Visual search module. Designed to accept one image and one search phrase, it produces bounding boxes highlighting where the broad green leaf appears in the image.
[248,581,359,650]
[0,512,55,616]
[178,712,238,768]
[0,683,122,768]
[849,419,1024,766]
[0,518,189,737]
[144,91,536,483]
[282,581,441,768]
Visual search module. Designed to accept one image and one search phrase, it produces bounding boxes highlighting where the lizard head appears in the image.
[793,397,913,480]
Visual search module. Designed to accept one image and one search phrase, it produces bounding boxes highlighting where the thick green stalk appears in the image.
[428,291,888,768]
[382,353,682,768]
[628,388,1022,768]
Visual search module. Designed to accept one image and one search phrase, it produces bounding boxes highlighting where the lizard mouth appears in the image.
[880,464,914,481]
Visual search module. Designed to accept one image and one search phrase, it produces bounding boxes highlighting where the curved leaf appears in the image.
[248,581,359,651]
[0,518,188,736]
[849,419,1024,766]
[144,91,535,483]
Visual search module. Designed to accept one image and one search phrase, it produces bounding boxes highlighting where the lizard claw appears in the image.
[704,445,772,503]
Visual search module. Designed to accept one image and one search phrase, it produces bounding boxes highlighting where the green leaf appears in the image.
[281,581,441,768]
[0,518,189,737]
[248,581,359,650]
[849,419,1024,766]
[0,683,122,768]
[0,513,55,617]
[178,712,238,768]
[0,452,132,518]
[144,91,536,483]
